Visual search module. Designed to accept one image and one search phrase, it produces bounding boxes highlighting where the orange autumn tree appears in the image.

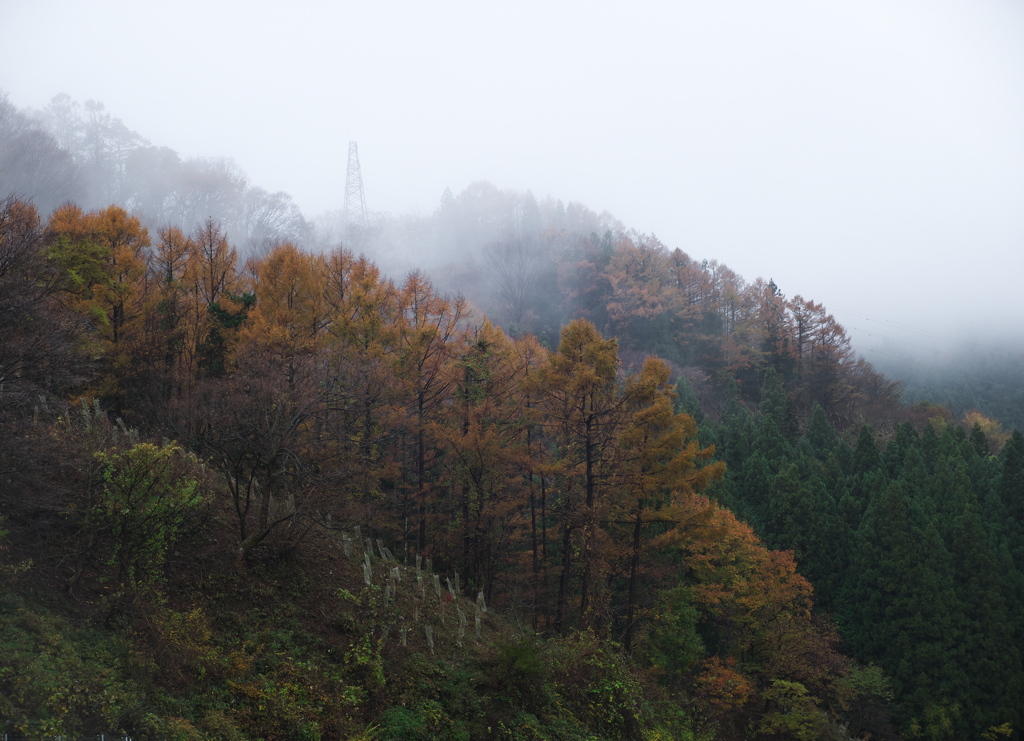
[525,318,625,632]
[430,319,534,598]
[136,220,247,401]
[320,248,403,513]
[787,295,856,419]
[648,491,850,738]
[753,279,795,380]
[0,197,81,394]
[606,235,675,351]
[510,331,552,629]
[393,270,465,557]
[184,219,246,380]
[524,319,725,635]
[46,204,153,407]
[238,242,329,382]
[147,226,193,396]
[611,355,725,650]
[665,246,717,363]
[80,206,152,353]
[186,243,333,562]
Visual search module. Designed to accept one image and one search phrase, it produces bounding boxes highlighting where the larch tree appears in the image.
[432,319,531,598]
[238,242,329,385]
[181,243,333,563]
[612,355,724,650]
[320,248,403,515]
[46,204,152,408]
[525,319,630,632]
[393,270,465,557]
[186,218,245,379]
[0,197,81,395]
[605,235,674,351]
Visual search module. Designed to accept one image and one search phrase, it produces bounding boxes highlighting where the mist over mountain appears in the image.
[5,2,1022,359]
[3,89,1023,438]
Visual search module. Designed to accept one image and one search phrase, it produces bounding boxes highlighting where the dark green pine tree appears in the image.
[920,422,942,475]
[759,366,799,444]
[938,422,971,461]
[948,508,1022,736]
[999,430,1024,539]
[852,424,883,476]
[996,428,1024,714]
[753,412,793,468]
[843,480,963,738]
[673,375,705,425]
[762,461,813,558]
[717,395,758,464]
[969,422,990,458]
[709,399,761,515]
[845,469,887,536]
[925,456,975,536]
[821,451,849,513]
[735,451,773,531]
[841,425,887,533]
[895,521,964,740]
[889,446,930,542]
[814,447,859,602]
[805,402,840,461]
[964,428,1000,518]
[843,480,916,662]
[763,461,846,611]
[882,421,920,480]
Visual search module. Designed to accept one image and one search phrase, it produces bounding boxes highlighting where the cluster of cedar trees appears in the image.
[7,194,1022,739]
[697,368,1024,739]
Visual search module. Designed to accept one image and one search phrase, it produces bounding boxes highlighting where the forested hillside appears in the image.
[1,93,1023,741]
[0,195,853,739]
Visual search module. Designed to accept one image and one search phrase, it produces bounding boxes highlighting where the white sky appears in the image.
[2,0,1023,359]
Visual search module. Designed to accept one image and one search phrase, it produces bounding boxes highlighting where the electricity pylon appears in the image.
[343,141,366,227]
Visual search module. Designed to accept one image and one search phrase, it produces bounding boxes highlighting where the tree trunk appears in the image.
[556,520,572,633]
[624,497,643,652]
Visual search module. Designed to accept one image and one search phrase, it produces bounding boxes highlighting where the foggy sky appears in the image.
[2,0,1023,362]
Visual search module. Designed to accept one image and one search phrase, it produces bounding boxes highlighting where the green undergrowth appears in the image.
[0,530,708,741]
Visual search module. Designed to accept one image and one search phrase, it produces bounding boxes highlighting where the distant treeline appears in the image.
[874,347,1024,436]
[0,92,308,253]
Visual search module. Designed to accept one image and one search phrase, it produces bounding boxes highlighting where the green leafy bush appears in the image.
[549,631,644,738]
[0,596,141,736]
[89,442,206,587]
[490,637,551,711]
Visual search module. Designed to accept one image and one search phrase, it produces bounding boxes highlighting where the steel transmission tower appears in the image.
[343,141,367,227]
